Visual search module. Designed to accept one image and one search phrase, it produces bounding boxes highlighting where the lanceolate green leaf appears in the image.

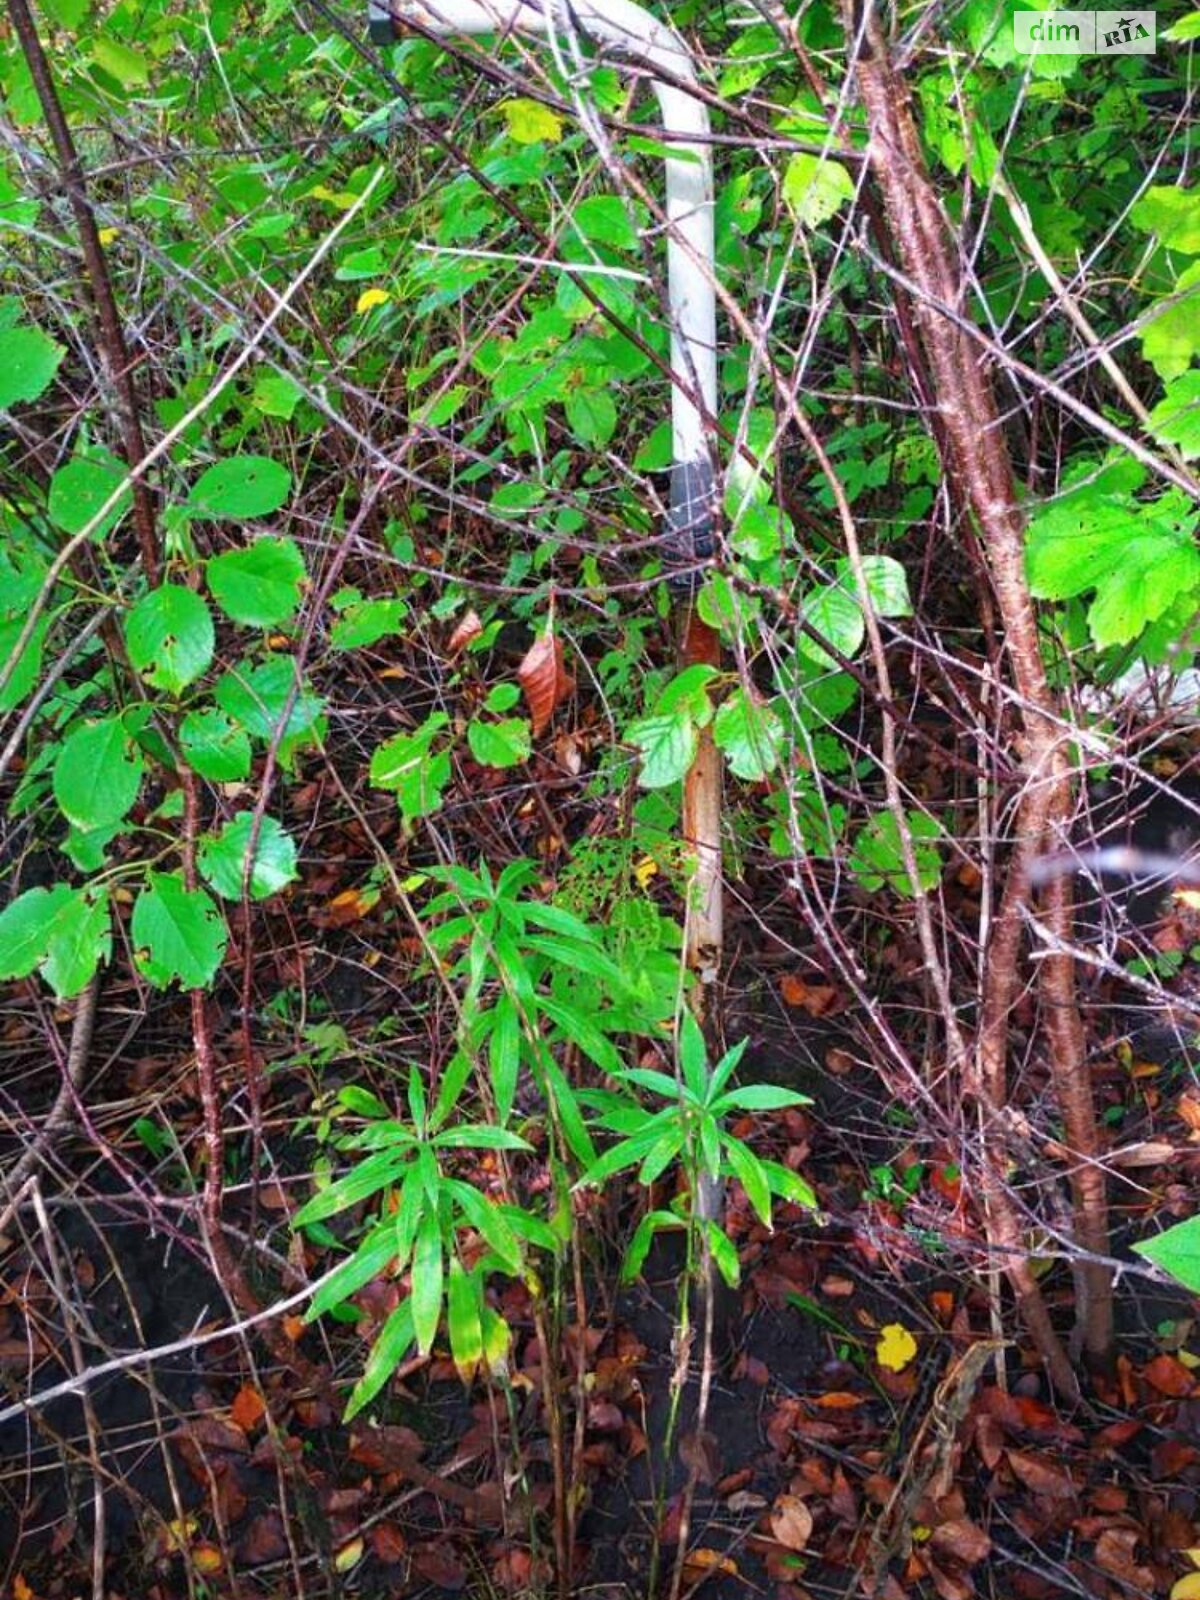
[344,1299,415,1421]
[410,1209,444,1355]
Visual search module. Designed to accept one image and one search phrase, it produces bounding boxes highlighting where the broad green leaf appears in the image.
[467,717,531,769]
[571,195,638,251]
[625,710,697,789]
[53,716,143,829]
[207,536,306,627]
[1166,10,1200,39]
[343,1299,415,1420]
[0,615,47,711]
[370,713,448,788]
[1133,1215,1200,1293]
[1147,371,1200,459]
[565,386,617,448]
[1130,186,1200,255]
[799,582,864,668]
[499,97,563,144]
[186,456,292,521]
[131,872,228,990]
[0,325,63,408]
[124,584,214,694]
[713,689,784,781]
[250,372,301,419]
[410,1209,444,1355]
[91,35,148,87]
[329,592,408,650]
[0,884,75,980]
[213,657,325,755]
[856,554,913,618]
[48,445,131,540]
[848,810,943,896]
[41,888,110,998]
[198,812,298,901]
[1141,262,1200,380]
[782,153,854,227]
[179,708,252,781]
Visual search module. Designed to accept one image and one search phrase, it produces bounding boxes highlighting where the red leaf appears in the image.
[1143,1353,1195,1396]
[518,631,574,737]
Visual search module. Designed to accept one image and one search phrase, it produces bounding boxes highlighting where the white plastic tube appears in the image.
[388,0,717,562]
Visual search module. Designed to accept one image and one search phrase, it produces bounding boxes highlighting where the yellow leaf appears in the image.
[334,1536,364,1572]
[633,855,659,888]
[13,1576,35,1600]
[876,1323,918,1373]
[500,97,564,144]
[356,287,390,314]
[1171,1576,1200,1599]
[1188,1549,1200,1569]
[1176,888,1200,910]
[97,227,119,246]
[683,1548,738,1577]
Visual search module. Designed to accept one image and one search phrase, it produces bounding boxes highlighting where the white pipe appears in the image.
[387,0,717,562]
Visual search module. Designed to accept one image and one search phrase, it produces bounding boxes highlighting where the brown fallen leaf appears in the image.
[518,629,574,737]
[1006,1448,1078,1499]
[769,1492,814,1552]
[930,1517,991,1565]
[448,610,482,654]
[229,1385,266,1433]
[1144,1353,1195,1397]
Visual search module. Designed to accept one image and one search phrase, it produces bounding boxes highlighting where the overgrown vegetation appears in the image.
[2,0,1200,1595]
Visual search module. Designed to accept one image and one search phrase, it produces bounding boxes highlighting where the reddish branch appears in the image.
[6,0,159,583]
[847,2,1112,1389]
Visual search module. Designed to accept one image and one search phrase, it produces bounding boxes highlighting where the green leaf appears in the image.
[1133,1214,1200,1293]
[370,714,450,829]
[306,1222,399,1321]
[855,554,913,618]
[488,997,520,1123]
[564,386,617,448]
[678,1009,708,1101]
[722,1134,772,1227]
[799,582,864,668]
[1130,185,1200,255]
[207,536,306,627]
[179,708,252,782]
[213,657,325,752]
[91,34,148,87]
[467,717,531,768]
[571,195,638,251]
[0,325,63,408]
[713,689,784,781]
[53,716,143,829]
[782,153,855,227]
[1141,262,1200,380]
[294,1147,413,1227]
[848,811,943,896]
[198,812,298,900]
[0,884,75,980]
[186,456,292,521]
[343,1299,415,1421]
[447,1258,482,1380]
[0,615,48,712]
[41,888,110,998]
[1165,10,1200,39]
[625,710,697,789]
[1147,371,1200,459]
[713,1084,810,1114]
[48,445,131,540]
[124,584,214,694]
[410,1209,444,1356]
[622,1209,683,1283]
[131,872,228,990]
[329,593,408,651]
[250,372,301,419]
[707,1222,741,1288]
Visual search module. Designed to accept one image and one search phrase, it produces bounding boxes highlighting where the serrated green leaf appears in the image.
[1141,262,1200,381]
[467,717,531,768]
[799,582,864,668]
[91,34,148,86]
[329,594,408,651]
[713,689,784,781]
[0,884,75,980]
[250,371,301,419]
[131,872,227,990]
[1147,371,1200,460]
[187,456,292,521]
[179,708,252,781]
[207,536,306,627]
[1131,185,1200,255]
[213,657,325,761]
[856,554,912,618]
[625,710,697,789]
[848,810,943,896]
[48,445,131,540]
[565,386,617,447]
[124,584,214,694]
[41,888,110,998]
[499,97,563,144]
[198,812,298,901]
[53,716,143,829]
[782,153,854,227]
[0,325,63,409]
